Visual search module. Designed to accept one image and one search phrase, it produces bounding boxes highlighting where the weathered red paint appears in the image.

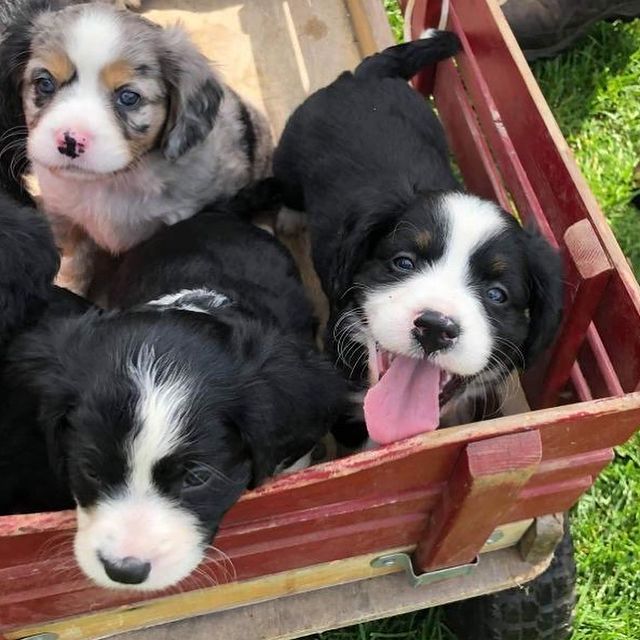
[413,430,542,572]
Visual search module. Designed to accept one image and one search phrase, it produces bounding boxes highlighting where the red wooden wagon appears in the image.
[2,1,640,639]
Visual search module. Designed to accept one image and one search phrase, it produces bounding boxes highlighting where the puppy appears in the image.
[273,32,564,445]
[103,183,317,341]
[0,1,144,202]
[3,2,271,291]
[2,185,344,591]
[0,192,60,347]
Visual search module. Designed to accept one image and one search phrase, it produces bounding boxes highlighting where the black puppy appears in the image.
[0,193,60,346]
[273,31,563,445]
[2,184,345,592]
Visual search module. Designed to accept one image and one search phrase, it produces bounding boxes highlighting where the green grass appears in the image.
[317,14,640,640]
[534,21,640,640]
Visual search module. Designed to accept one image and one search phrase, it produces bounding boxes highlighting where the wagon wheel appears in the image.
[443,516,576,640]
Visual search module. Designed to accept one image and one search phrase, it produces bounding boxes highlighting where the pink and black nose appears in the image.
[413,310,460,354]
[98,553,151,585]
[56,130,89,159]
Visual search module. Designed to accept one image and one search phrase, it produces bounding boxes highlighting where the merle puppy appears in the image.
[2,184,345,592]
[273,31,564,445]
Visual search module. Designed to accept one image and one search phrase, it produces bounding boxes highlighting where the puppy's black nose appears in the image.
[57,132,80,159]
[99,553,151,585]
[413,311,460,354]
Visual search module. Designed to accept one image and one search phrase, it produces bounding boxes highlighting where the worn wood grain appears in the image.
[413,430,542,571]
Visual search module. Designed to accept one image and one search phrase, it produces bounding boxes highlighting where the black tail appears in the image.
[354,30,461,81]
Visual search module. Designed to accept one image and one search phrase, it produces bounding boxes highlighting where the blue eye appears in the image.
[35,75,56,96]
[183,465,212,490]
[116,88,141,108]
[392,255,416,272]
[487,286,508,304]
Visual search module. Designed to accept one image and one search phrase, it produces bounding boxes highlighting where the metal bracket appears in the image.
[370,552,479,587]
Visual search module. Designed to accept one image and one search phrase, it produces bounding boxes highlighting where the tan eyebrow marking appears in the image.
[415,230,432,250]
[38,49,75,84]
[491,258,508,273]
[100,59,135,91]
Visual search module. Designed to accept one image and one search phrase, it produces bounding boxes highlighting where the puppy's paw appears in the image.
[113,0,142,10]
[276,206,307,237]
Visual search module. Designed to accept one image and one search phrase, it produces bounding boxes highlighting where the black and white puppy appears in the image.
[3,185,345,591]
[273,31,564,445]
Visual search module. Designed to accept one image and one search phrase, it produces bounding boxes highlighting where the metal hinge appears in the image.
[370,552,479,587]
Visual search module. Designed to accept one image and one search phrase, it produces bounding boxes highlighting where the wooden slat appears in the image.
[570,362,593,402]
[577,324,626,400]
[413,430,541,571]
[344,0,396,57]
[525,448,613,488]
[5,544,553,640]
[446,0,640,392]
[504,476,592,523]
[3,393,640,629]
[434,59,511,209]
[532,219,614,408]
[444,7,555,242]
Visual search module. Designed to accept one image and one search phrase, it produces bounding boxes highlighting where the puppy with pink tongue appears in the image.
[273,33,564,448]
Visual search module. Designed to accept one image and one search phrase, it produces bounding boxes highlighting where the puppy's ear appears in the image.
[0,2,47,201]
[158,26,224,160]
[522,226,564,366]
[325,196,401,302]
[7,316,81,478]
[237,339,347,486]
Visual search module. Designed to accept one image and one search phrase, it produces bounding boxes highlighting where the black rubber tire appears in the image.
[443,520,576,640]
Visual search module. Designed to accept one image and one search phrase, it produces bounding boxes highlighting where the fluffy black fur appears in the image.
[0,192,60,348]
[1,184,344,573]
[105,182,316,340]
[0,285,91,514]
[0,0,69,202]
[273,33,564,435]
[274,33,464,302]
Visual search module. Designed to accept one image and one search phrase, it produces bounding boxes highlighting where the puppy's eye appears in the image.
[83,465,100,483]
[116,88,141,108]
[486,286,508,304]
[35,74,56,97]
[183,465,213,490]
[392,255,416,272]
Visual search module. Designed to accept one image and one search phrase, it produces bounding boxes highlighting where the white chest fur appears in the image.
[35,162,170,254]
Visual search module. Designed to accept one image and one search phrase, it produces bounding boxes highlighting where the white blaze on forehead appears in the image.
[27,6,134,175]
[65,9,123,79]
[73,348,204,591]
[127,346,193,494]
[439,192,507,273]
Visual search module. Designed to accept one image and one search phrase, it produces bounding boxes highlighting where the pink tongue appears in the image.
[364,355,440,445]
